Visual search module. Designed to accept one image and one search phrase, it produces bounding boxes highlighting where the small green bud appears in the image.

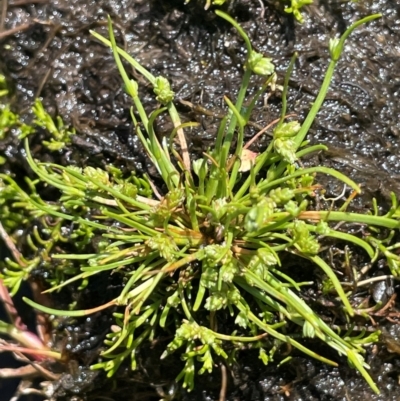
[268,187,294,204]
[257,247,279,266]
[274,121,301,139]
[151,188,184,223]
[123,79,138,98]
[274,138,297,164]
[235,311,249,328]
[220,257,238,282]
[245,198,275,232]
[227,286,241,304]
[205,292,226,310]
[83,166,111,188]
[42,140,66,151]
[292,220,319,255]
[166,187,185,209]
[248,51,275,76]
[193,158,208,179]
[300,174,315,187]
[303,321,316,338]
[154,76,174,104]
[201,327,216,345]
[259,348,269,365]
[106,165,123,179]
[211,198,228,220]
[200,267,218,289]
[147,234,178,262]
[285,200,300,216]
[204,244,220,260]
[316,221,330,235]
[114,182,137,198]
[247,255,267,281]
[322,278,335,294]
[329,37,341,61]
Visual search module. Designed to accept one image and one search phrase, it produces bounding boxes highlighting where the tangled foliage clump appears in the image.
[0,10,395,396]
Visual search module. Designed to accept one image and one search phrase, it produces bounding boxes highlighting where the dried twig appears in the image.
[219,363,227,401]
[0,0,7,32]
[0,221,26,267]
[0,279,27,331]
[10,0,49,5]
[173,122,191,171]
[243,114,296,150]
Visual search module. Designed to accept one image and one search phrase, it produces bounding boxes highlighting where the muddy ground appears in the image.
[1,0,400,400]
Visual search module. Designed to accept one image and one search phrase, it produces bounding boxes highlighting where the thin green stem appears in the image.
[300,210,400,230]
[215,10,253,56]
[237,302,338,366]
[309,255,354,316]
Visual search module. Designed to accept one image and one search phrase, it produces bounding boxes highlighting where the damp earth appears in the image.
[1,0,400,400]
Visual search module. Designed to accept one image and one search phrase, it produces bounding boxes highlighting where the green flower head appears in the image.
[248,51,275,76]
[154,76,174,104]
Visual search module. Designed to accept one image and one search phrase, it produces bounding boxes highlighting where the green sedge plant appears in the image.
[0,11,394,395]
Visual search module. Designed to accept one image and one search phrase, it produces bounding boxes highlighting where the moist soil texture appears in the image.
[1,0,400,400]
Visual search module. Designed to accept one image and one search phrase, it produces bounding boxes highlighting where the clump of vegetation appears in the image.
[0,95,74,167]
[0,9,392,396]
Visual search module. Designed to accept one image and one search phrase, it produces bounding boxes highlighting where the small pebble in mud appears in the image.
[371,276,394,304]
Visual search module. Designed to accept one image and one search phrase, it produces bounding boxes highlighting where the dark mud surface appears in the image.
[1,0,400,400]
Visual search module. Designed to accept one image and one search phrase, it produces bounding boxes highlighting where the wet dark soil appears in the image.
[1,0,400,400]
